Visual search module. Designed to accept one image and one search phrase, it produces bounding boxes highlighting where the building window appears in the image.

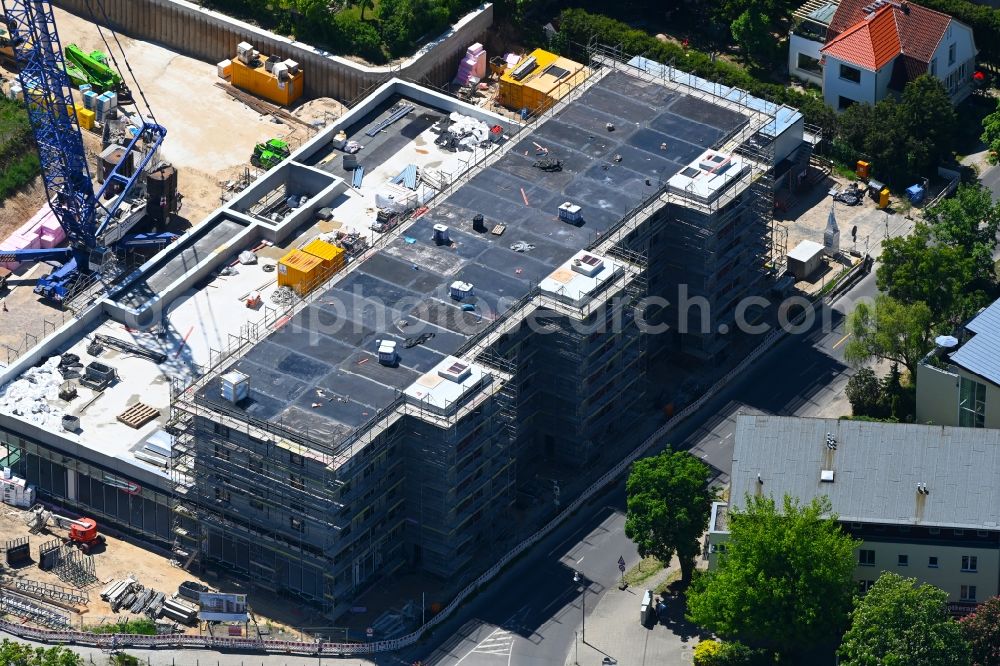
[839,64,862,83]
[931,58,937,76]
[289,473,304,491]
[962,555,978,572]
[249,457,263,474]
[929,556,939,568]
[289,452,304,467]
[838,96,857,111]
[859,549,875,566]
[212,422,230,437]
[797,53,822,75]
[213,443,229,461]
[214,487,230,503]
[959,377,986,428]
[898,554,909,567]
[961,585,977,601]
[858,579,876,594]
[949,43,956,66]
[290,517,304,533]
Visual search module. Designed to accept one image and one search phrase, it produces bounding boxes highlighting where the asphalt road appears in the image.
[416,270,880,666]
[980,164,1000,201]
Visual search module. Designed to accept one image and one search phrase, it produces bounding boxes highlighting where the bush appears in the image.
[88,618,157,635]
[693,639,772,665]
[0,96,40,199]
[694,639,723,665]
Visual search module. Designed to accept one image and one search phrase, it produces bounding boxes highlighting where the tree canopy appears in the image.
[960,595,1000,666]
[624,450,715,584]
[686,495,858,658]
[840,572,970,666]
[834,76,956,185]
[875,183,1000,330]
[0,640,81,666]
[844,295,935,377]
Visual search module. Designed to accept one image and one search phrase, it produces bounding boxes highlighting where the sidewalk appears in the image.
[563,560,705,666]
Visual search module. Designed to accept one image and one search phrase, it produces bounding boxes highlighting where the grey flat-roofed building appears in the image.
[711,414,1000,612]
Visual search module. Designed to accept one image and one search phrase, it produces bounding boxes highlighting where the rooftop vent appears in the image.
[571,253,604,277]
[558,202,582,224]
[438,360,472,383]
[433,224,451,246]
[377,340,398,366]
[825,433,837,450]
[450,281,474,300]
[916,482,930,495]
[472,213,486,233]
[820,470,835,483]
[220,371,250,404]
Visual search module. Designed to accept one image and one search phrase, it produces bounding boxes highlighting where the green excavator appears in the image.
[251,138,291,170]
[63,43,133,103]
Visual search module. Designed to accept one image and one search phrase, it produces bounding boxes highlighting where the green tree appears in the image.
[980,97,1000,163]
[923,183,1000,287]
[624,450,715,585]
[730,10,770,64]
[840,572,970,666]
[0,640,82,666]
[961,595,1000,666]
[901,75,956,169]
[845,367,882,417]
[844,295,934,377]
[686,495,858,658]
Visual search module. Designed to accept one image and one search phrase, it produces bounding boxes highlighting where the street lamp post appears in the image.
[574,570,586,643]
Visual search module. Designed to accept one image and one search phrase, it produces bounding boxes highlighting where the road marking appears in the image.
[832,333,851,349]
[576,556,585,563]
[456,626,516,663]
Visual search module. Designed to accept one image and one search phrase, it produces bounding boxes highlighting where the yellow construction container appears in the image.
[878,188,890,209]
[498,48,588,115]
[231,57,303,106]
[76,107,95,130]
[301,238,345,280]
[277,249,324,295]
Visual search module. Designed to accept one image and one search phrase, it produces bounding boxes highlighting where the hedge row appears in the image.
[554,8,838,137]
[0,96,40,199]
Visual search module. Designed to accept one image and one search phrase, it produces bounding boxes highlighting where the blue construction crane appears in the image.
[0,0,170,302]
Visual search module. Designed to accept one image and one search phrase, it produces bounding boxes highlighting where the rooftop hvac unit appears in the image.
[264,55,281,73]
[236,42,257,65]
[558,202,582,224]
[221,371,250,403]
[450,281,474,300]
[571,253,604,277]
[282,59,301,75]
[438,359,472,383]
[377,340,398,366]
[510,56,538,81]
[433,224,451,246]
[272,63,289,81]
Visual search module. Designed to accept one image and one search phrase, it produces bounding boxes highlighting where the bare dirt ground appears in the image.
[0,505,316,636]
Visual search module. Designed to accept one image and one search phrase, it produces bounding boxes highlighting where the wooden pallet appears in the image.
[117,403,160,429]
[490,224,506,236]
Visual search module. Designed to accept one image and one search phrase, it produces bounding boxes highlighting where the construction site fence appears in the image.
[0,257,870,656]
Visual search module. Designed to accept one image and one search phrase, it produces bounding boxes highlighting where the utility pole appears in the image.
[574,570,586,643]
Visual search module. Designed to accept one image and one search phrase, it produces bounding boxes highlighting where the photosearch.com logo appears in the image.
[270,283,845,344]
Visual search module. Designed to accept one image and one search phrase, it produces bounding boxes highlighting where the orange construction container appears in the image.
[277,249,323,295]
[499,48,589,114]
[856,160,870,180]
[230,57,303,106]
[301,238,345,280]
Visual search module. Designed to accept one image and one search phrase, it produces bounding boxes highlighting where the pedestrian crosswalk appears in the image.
[468,627,514,656]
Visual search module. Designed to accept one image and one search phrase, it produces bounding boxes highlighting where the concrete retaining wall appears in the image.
[51,0,494,101]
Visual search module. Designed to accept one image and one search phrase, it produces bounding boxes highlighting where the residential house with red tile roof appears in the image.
[788,0,977,110]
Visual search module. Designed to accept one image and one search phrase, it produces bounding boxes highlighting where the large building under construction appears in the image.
[0,50,813,618]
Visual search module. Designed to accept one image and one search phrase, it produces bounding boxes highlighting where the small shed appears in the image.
[787,240,825,281]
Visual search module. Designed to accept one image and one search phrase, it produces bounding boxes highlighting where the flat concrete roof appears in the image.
[1,59,783,468]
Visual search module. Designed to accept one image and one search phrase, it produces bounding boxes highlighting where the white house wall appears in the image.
[789,33,825,86]
[930,20,977,103]
[823,55,878,109]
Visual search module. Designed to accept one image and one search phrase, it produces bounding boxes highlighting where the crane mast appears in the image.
[0,0,170,301]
